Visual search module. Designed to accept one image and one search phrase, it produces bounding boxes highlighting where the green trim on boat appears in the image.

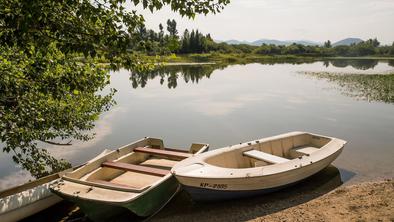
[52,176,179,222]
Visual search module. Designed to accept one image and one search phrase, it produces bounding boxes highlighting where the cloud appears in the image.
[0,170,34,191]
[45,107,126,159]
[187,94,263,116]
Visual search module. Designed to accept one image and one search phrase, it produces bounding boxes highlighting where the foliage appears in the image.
[0,0,230,178]
[179,29,213,53]
[0,44,115,178]
[324,40,332,48]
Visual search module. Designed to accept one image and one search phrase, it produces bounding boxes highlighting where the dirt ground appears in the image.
[251,179,394,222]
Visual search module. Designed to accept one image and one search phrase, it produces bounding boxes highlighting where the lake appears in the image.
[1,59,393,191]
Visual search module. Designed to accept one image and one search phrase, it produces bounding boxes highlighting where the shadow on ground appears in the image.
[22,165,354,222]
[151,165,354,222]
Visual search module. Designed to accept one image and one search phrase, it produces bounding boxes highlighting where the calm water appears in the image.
[1,60,394,190]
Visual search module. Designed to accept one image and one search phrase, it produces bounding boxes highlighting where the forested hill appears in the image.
[136,20,394,57]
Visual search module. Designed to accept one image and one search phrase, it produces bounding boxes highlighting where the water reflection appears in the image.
[128,59,389,90]
[325,59,379,70]
[388,60,394,67]
[129,64,228,89]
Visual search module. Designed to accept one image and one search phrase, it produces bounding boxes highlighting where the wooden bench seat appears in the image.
[243,150,289,164]
[89,179,141,190]
[289,146,319,157]
[164,147,190,153]
[102,161,169,177]
[134,147,192,160]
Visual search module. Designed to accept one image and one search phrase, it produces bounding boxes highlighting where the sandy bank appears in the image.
[251,179,393,222]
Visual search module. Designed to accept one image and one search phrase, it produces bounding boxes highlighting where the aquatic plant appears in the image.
[303,71,394,104]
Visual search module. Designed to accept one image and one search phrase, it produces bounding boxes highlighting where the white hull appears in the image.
[0,174,64,222]
[1,192,61,222]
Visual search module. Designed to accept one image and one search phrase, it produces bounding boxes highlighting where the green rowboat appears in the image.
[50,137,208,221]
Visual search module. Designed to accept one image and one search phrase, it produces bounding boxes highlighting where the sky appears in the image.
[133,0,394,45]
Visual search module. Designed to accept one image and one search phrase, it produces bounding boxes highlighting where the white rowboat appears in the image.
[171,132,346,201]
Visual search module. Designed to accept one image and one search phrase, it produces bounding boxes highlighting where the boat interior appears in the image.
[205,133,331,168]
[64,138,207,192]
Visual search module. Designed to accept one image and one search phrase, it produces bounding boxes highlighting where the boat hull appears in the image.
[52,176,179,222]
[0,194,61,222]
[182,182,295,202]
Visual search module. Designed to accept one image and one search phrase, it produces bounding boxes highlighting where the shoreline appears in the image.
[153,53,394,64]
[21,177,394,221]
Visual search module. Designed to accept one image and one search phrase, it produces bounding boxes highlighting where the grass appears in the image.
[154,53,320,64]
[324,56,394,60]
[303,71,394,104]
[154,53,394,66]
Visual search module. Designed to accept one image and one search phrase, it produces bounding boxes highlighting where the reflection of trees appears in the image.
[254,58,316,66]
[330,60,348,68]
[129,64,228,89]
[388,60,394,67]
[329,59,378,70]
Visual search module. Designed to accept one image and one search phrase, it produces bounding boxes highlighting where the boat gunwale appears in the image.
[61,175,153,193]
[0,174,60,199]
[0,192,61,216]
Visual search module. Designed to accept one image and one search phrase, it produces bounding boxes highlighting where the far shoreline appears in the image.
[150,53,394,65]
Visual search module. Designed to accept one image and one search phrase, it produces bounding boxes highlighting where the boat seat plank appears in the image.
[140,158,178,169]
[164,147,190,153]
[88,179,140,190]
[102,161,169,177]
[134,147,192,160]
[291,146,319,155]
[243,150,289,164]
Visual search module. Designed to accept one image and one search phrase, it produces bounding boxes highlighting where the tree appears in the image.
[181,29,191,53]
[165,19,180,52]
[353,41,376,56]
[166,19,178,37]
[333,45,350,56]
[324,40,332,48]
[390,42,394,56]
[158,23,165,46]
[0,0,230,178]
[369,38,380,47]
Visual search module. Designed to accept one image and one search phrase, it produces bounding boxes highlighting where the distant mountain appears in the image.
[251,39,321,46]
[332,38,363,46]
[218,38,365,47]
[224,39,251,45]
[220,39,321,46]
